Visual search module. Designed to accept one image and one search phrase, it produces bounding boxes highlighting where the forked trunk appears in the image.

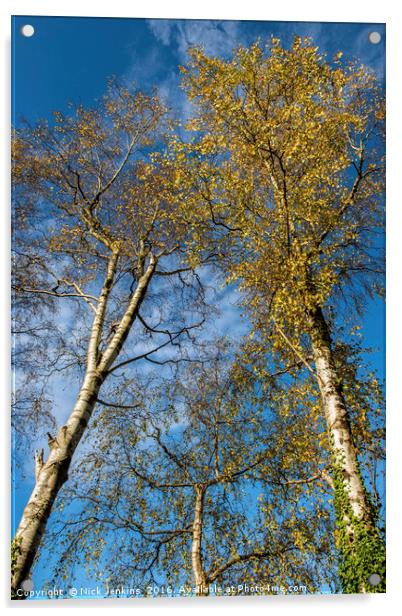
[12,253,157,598]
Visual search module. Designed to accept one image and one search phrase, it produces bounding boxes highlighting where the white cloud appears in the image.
[147,19,244,61]
[147,19,174,46]
[143,19,250,131]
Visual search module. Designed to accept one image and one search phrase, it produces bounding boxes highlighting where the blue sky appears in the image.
[12,16,386,363]
[11,16,386,597]
[12,17,385,122]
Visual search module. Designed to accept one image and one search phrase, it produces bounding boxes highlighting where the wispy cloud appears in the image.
[142,19,249,129]
[147,19,245,61]
[142,18,385,119]
[146,19,173,47]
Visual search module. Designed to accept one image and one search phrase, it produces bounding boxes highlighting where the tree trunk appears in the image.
[11,370,103,597]
[309,306,370,519]
[11,253,157,598]
[309,305,385,592]
[191,486,209,597]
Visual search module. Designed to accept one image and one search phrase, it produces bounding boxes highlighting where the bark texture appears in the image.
[309,306,372,521]
[191,486,209,596]
[309,305,385,592]
[12,253,157,597]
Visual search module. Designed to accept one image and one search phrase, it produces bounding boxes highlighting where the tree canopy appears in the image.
[11,37,385,598]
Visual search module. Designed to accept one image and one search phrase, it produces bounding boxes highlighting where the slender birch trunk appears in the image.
[308,305,385,592]
[191,485,209,597]
[12,252,157,597]
[309,306,371,519]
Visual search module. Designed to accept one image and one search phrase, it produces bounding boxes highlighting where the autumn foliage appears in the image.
[11,38,385,597]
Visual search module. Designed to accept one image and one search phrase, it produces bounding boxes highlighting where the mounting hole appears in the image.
[368,573,381,587]
[368,31,381,44]
[21,579,34,591]
[21,24,35,38]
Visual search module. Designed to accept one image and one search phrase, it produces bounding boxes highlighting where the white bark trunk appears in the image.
[12,370,103,595]
[309,307,372,522]
[12,253,157,596]
[98,254,157,373]
[191,486,208,597]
